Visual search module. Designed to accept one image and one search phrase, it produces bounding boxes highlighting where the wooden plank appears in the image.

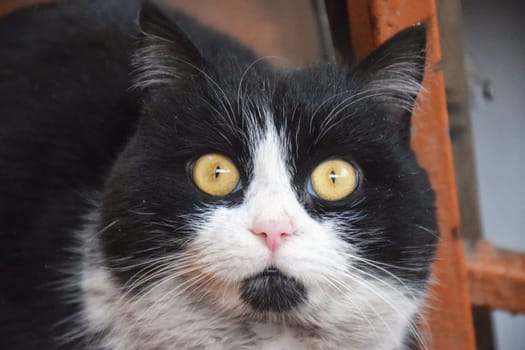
[468,240,525,313]
[346,0,375,61]
[346,1,477,349]
[436,0,484,253]
[435,1,495,349]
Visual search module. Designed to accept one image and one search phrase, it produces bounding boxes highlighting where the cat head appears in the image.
[97,1,437,347]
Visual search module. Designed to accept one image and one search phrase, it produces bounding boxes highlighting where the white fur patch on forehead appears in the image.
[248,116,292,191]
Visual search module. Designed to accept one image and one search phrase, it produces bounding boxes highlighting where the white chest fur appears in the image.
[248,323,308,350]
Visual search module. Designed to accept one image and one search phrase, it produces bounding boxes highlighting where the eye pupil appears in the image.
[330,170,336,184]
[215,165,221,178]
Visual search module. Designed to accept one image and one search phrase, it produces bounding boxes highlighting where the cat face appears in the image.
[97,2,437,347]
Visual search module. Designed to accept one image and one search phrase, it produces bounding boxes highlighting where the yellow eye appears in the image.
[310,159,358,201]
[192,153,240,196]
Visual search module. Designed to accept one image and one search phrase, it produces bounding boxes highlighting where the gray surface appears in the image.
[461,0,525,349]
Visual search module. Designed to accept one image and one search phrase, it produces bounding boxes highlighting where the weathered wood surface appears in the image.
[435,0,495,349]
[468,240,525,314]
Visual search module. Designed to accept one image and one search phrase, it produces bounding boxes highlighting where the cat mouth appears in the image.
[239,267,307,312]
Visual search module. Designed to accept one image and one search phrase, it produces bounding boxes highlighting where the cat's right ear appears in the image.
[350,25,427,138]
[133,0,204,90]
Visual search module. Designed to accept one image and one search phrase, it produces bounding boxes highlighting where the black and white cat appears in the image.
[0,1,438,349]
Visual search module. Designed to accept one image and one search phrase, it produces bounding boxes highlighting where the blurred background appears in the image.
[1,0,523,349]
[461,1,525,349]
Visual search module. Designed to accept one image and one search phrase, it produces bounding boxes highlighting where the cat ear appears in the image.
[133,0,204,90]
[351,25,427,135]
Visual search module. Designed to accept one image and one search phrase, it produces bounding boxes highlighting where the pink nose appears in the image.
[251,219,295,252]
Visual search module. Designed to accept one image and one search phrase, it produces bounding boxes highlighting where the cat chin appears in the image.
[239,267,307,313]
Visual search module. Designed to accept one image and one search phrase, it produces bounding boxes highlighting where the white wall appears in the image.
[461,0,525,349]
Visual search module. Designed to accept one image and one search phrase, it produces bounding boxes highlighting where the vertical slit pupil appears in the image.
[330,170,336,184]
[215,165,221,178]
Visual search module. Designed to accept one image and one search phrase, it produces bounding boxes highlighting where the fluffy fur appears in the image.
[0,1,438,349]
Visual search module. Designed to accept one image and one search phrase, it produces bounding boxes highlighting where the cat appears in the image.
[0,0,438,349]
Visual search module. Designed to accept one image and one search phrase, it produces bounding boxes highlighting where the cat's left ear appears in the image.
[133,0,204,90]
[351,25,427,136]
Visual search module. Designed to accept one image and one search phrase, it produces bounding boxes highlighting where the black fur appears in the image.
[240,268,307,312]
[0,0,437,349]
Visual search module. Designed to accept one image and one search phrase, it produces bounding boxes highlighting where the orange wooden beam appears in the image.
[346,1,477,349]
[468,239,525,313]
